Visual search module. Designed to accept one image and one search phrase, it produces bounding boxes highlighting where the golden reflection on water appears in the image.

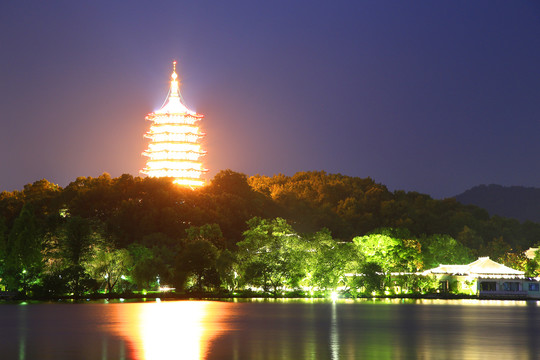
[7,299,540,360]
[110,300,231,360]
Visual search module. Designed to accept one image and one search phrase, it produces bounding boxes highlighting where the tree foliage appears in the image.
[423,234,474,269]
[177,239,219,291]
[4,204,43,294]
[352,231,423,273]
[237,217,305,295]
[83,246,132,293]
[1,170,539,297]
[303,230,358,292]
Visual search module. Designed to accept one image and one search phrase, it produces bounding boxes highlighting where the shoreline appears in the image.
[2,292,535,303]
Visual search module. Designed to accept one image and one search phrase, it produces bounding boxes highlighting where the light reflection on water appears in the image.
[110,301,232,359]
[0,298,539,359]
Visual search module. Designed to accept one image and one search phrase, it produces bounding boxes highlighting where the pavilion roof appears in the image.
[525,247,538,260]
[424,257,524,276]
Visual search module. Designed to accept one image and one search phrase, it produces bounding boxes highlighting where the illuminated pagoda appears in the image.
[141,61,207,187]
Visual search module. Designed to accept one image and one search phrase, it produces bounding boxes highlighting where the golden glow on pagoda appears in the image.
[141,61,207,187]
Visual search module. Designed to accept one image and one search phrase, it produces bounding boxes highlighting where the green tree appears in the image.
[128,243,161,290]
[303,229,358,293]
[177,239,219,292]
[208,170,253,196]
[139,233,178,286]
[202,170,272,247]
[525,251,540,277]
[456,226,484,253]
[353,262,385,295]
[58,216,98,296]
[83,246,132,293]
[237,217,305,296]
[480,236,511,261]
[498,251,528,272]
[392,273,439,295]
[352,230,422,273]
[185,224,225,249]
[216,249,238,291]
[5,204,44,294]
[423,234,474,269]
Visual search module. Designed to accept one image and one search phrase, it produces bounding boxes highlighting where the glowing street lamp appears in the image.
[141,61,207,187]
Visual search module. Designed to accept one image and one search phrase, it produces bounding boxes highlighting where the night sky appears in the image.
[1,1,539,199]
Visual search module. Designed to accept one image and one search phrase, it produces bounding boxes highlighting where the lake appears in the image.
[1,298,539,359]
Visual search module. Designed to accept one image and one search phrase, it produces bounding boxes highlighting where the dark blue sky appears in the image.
[1,1,539,198]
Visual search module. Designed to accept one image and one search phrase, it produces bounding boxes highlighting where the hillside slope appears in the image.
[454,184,540,223]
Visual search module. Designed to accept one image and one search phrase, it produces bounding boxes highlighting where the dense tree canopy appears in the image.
[1,170,539,297]
[352,231,423,273]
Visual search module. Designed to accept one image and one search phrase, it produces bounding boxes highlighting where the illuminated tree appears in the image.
[423,234,474,269]
[83,246,132,294]
[392,273,439,295]
[237,217,304,296]
[21,179,62,217]
[525,251,540,277]
[209,170,253,196]
[216,249,238,291]
[303,229,358,293]
[498,251,528,272]
[352,230,422,273]
[129,233,177,289]
[128,243,159,290]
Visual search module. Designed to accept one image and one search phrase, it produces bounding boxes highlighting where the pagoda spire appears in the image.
[170,61,180,98]
[157,61,192,115]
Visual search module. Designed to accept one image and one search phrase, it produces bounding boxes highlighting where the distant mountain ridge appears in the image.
[454,184,540,223]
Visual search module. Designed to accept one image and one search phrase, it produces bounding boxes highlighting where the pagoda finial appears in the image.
[170,60,179,95]
[172,60,178,80]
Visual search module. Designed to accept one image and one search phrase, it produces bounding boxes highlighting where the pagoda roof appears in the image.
[154,61,200,116]
[143,149,205,155]
[145,131,203,137]
[145,140,203,146]
[145,159,203,165]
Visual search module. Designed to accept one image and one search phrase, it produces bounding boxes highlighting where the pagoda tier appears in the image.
[144,135,203,143]
[142,149,206,160]
[141,61,207,187]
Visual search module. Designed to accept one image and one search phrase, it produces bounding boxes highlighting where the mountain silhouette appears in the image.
[454,184,540,223]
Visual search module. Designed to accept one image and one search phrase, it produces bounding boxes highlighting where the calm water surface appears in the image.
[0,298,539,359]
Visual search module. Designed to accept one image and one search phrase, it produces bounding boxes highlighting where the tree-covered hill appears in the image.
[455,184,540,223]
[2,171,540,253]
[248,172,540,251]
[2,170,540,298]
